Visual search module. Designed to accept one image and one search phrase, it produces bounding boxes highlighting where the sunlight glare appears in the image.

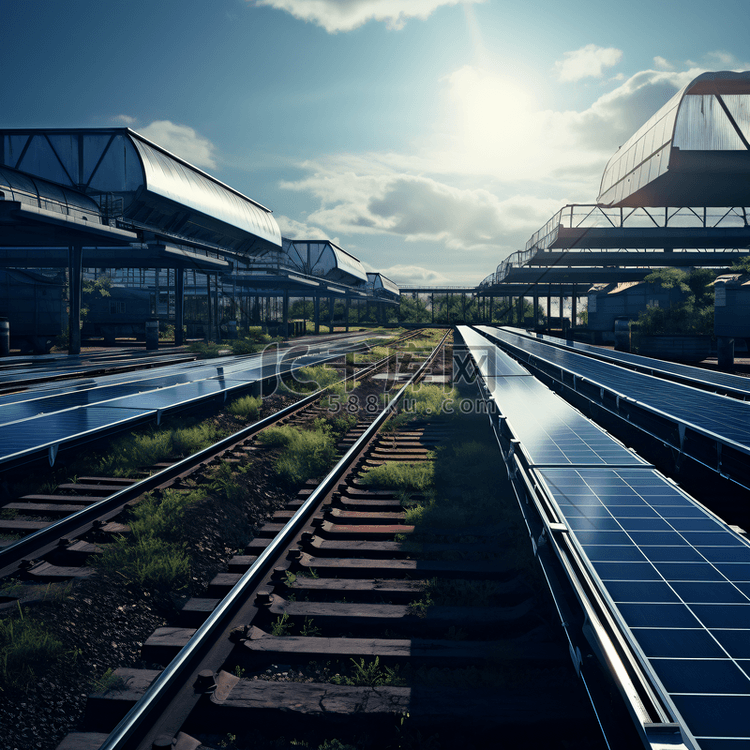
[442,65,542,174]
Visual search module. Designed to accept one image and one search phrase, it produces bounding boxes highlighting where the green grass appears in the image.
[330,657,405,687]
[187,341,230,358]
[359,461,434,491]
[92,422,225,477]
[209,460,251,503]
[258,420,337,485]
[93,488,204,593]
[0,605,79,691]
[227,394,262,419]
[398,384,457,420]
[356,345,391,363]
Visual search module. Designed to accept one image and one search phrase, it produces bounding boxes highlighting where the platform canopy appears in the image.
[366,272,400,300]
[0,128,282,256]
[598,71,750,206]
[0,164,137,247]
[276,238,369,286]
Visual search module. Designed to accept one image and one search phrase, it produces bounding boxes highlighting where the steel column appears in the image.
[175,268,184,346]
[68,244,83,355]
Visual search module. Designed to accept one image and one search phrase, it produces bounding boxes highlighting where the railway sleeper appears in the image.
[21,560,95,581]
[305,537,499,558]
[294,552,516,578]
[145,600,542,665]
[16,493,105,506]
[188,675,593,740]
[234,625,566,668]
[283,571,527,602]
[255,594,538,638]
[2,501,97,517]
[55,482,130,495]
[317,521,414,539]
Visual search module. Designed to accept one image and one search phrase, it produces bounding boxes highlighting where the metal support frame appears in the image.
[68,244,83,355]
[175,268,184,346]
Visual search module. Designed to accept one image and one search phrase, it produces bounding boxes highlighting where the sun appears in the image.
[438,65,542,175]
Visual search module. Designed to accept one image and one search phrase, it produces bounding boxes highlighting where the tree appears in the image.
[636,268,716,336]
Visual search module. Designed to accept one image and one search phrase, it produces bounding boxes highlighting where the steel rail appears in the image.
[99,329,450,750]
[0,334,418,578]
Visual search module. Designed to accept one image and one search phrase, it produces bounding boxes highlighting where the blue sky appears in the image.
[4,0,749,285]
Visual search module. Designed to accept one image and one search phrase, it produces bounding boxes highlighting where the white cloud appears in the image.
[419,64,712,186]
[138,121,217,170]
[378,264,451,286]
[279,60,750,278]
[554,44,623,82]
[252,0,485,33]
[281,159,564,254]
[111,114,137,125]
[275,214,337,242]
[653,56,673,71]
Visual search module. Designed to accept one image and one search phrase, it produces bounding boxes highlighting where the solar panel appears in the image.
[481,367,647,468]
[457,326,531,377]
[459,325,750,745]
[0,405,155,462]
[503,326,750,400]
[537,465,750,746]
[0,339,353,465]
[477,325,750,451]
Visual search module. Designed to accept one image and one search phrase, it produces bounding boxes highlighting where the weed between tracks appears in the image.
[0,603,80,692]
[258,419,338,485]
[92,421,228,477]
[92,488,205,593]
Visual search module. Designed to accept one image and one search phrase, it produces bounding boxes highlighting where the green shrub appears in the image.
[227,394,262,419]
[259,422,337,484]
[171,423,224,456]
[400,384,457,418]
[97,534,190,592]
[359,461,434,491]
[93,422,224,476]
[187,341,226,358]
[294,365,343,392]
[93,488,203,593]
[330,657,405,687]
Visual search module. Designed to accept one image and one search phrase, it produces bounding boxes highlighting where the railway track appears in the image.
[0,330,427,579]
[39,329,612,750]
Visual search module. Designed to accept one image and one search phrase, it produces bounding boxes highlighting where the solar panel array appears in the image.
[458,325,750,749]
[0,337,367,465]
[502,326,750,400]
[477,325,750,451]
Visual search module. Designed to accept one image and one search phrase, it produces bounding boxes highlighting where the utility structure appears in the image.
[477,70,750,345]
[0,129,399,353]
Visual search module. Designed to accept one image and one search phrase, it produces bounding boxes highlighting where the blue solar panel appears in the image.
[537,465,750,746]
[0,405,155,462]
[477,325,750,450]
[483,377,647,468]
[458,326,531,377]
[503,326,750,400]
[0,338,355,465]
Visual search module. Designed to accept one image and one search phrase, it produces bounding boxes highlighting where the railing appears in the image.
[525,204,750,253]
[480,204,750,287]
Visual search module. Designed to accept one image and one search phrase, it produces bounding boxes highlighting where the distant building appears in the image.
[587,280,687,340]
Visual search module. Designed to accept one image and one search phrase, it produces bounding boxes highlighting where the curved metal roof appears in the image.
[598,71,750,207]
[366,272,400,297]
[0,164,101,220]
[129,134,280,249]
[280,239,368,285]
[0,128,281,255]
